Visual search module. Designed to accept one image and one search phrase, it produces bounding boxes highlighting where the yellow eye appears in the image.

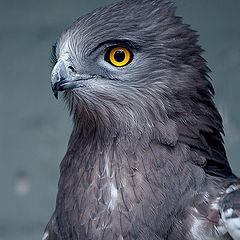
[107,47,132,67]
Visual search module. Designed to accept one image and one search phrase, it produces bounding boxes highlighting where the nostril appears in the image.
[68,66,76,73]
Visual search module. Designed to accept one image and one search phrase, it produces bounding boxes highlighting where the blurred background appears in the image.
[0,0,239,239]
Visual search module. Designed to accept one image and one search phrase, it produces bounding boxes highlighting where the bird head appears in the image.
[50,0,215,144]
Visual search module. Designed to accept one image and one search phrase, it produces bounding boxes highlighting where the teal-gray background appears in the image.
[0,0,239,239]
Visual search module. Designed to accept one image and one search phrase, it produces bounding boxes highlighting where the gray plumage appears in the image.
[43,0,240,239]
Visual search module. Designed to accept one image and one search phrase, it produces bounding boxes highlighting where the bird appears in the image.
[43,0,240,239]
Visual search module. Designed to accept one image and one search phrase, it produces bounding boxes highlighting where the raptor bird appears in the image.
[44,0,240,239]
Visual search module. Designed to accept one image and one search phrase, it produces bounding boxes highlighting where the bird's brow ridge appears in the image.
[89,39,141,55]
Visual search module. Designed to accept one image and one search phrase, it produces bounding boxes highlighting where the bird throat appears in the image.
[51,90,234,239]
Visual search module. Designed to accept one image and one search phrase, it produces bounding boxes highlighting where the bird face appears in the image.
[51,38,142,99]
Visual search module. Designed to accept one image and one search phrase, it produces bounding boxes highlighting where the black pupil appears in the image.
[114,50,125,62]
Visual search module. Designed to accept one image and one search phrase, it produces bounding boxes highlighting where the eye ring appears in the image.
[105,47,132,67]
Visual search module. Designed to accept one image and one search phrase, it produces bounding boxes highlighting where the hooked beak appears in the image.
[51,57,94,99]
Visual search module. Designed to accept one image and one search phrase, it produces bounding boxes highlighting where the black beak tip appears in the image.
[53,90,59,100]
[51,83,59,100]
